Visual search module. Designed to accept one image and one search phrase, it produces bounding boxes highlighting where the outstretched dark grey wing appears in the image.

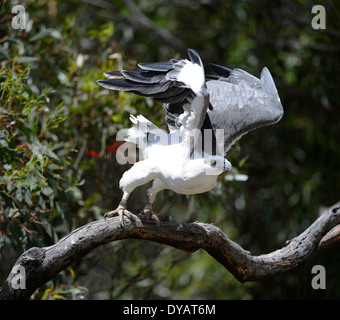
[98,49,209,133]
[98,50,284,157]
[98,62,189,104]
[206,65,284,153]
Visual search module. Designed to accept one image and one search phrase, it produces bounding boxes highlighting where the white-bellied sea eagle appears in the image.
[97,49,283,227]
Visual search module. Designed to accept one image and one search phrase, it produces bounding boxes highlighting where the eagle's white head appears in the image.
[203,155,232,176]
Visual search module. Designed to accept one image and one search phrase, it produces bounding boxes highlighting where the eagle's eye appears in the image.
[211,160,216,167]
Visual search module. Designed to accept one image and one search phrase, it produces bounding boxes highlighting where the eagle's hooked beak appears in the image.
[224,159,232,173]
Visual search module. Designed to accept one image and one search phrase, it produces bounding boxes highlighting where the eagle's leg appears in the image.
[141,178,167,229]
[105,160,158,226]
[142,203,160,229]
[104,191,133,226]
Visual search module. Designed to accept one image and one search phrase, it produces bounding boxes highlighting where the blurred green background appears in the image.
[0,0,340,299]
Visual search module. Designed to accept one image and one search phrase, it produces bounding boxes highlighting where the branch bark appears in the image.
[1,202,340,300]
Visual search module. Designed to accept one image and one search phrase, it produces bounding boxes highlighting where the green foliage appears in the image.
[35,277,88,300]
[0,60,81,252]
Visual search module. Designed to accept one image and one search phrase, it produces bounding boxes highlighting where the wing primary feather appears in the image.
[187,48,203,67]
[97,79,171,95]
[205,75,220,80]
[261,67,278,95]
[153,90,189,103]
[121,69,166,84]
[138,62,173,72]
[209,63,232,78]
[103,71,124,79]
[97,79,137,91]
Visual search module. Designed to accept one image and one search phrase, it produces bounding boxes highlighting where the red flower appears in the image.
[84,150,101,158]
[105,141,124,154]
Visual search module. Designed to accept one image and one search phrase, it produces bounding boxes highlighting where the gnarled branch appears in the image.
[1,202,340,300]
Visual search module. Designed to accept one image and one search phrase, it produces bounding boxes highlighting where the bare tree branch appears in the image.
[1,201,340,300]
[81,0,221,64]
[122,0,186,52]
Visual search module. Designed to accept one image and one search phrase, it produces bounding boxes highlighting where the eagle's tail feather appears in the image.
[125,115,168,150]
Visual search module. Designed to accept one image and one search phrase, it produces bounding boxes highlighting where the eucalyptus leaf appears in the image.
[14,56,39,64]
[29,28,63,42]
